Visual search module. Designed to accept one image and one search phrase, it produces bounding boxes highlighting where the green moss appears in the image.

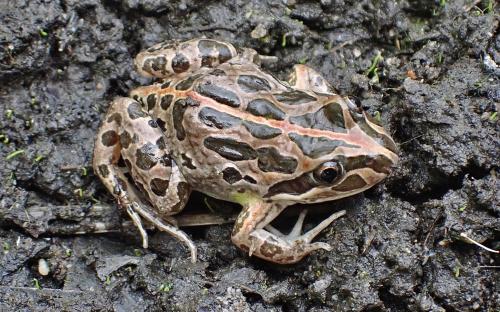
[489,112,497,121]
[365,52,382,83]
[33,278,41,289]
[298,57,308,64]
[159,282,173,292]
[6,149,25,160]
[3,242,10,253]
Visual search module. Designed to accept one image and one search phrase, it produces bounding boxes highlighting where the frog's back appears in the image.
[130,48,397,205]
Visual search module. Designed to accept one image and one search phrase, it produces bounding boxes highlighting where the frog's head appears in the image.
[264,97,399,203]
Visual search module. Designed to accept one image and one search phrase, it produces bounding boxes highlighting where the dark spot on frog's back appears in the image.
[98,164,110,177]
[172,53,190,73]
[146,94,156,111]
[172,98,200,141]
[160,80,171,89]
[246,99,285,120]
[217,44,233,63]
[243,175,257,184]
[120,130,132,149]
[156,137,166,150]
[243,121,282,139]
[204,137,257,161]
[210,69,226,77]
[256,147,298,174]
[288,133,359,158]
[289,102,346,133]
[160,153,172,167]
[237,75,271,93]
[199,107,241,129]
[101,130,119,146]
[160,95,173,110]
[175,74,202,90]
[127,101,147,119]
[148,119,158,128]
[107,113,122,125]
[156,118,166,131]
[181,153,196,170]
[150,178,169,196]
[196,83,241,108]
[222,167,243,184]
[274,90,316,105]
[197,39,217,66]
[332,174,367,192]
[197,39,234,65]
[151,56,166,72]
[135,143,159,170]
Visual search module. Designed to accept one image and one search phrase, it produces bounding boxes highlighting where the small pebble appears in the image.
[251,24,268,39]
[38,258,50,276]
[353,48,361,58]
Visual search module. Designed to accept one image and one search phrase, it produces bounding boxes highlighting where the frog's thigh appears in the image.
[115,100,191,216]
[135,38,237,79]
[289,64,334,94]
[93,98,196,260]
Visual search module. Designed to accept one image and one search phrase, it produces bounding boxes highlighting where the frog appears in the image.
[92,38,399,264]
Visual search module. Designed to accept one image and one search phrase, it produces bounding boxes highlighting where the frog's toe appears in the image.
[126,204,149,248]
[299,210,346,244]
[286,209,308,239]
[309,242,333,252]
[131,202,198,263]
[264,224,285,237]
[264,209,309,239]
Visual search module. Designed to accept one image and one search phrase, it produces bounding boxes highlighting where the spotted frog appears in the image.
[93,39,398,264]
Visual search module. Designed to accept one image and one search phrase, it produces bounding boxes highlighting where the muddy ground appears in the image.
[0,0,499,311]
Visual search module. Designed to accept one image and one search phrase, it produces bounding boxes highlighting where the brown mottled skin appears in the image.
[93,39,398,264]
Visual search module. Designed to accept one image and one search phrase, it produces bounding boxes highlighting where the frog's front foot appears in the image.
[232,203,345,264]
[128,202,198,263]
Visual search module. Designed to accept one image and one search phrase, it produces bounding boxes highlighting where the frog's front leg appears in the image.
[134,38,237,79]
[93,97,196,262]
[231,201,345,264]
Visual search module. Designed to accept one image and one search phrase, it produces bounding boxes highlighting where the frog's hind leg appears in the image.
[135,38,237,79]
[93,97,196,262]
[232,202,346,264]
[288,64,334,94]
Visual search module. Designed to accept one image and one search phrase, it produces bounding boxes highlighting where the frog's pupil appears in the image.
[320,168,337,183]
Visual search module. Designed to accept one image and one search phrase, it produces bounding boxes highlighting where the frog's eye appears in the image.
[312,161,344,184]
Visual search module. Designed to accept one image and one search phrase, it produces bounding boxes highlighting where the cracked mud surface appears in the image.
[1,1,499,311]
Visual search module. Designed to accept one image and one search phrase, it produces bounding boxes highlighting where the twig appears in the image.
[460,232,499,253]
[399,134,425,146]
